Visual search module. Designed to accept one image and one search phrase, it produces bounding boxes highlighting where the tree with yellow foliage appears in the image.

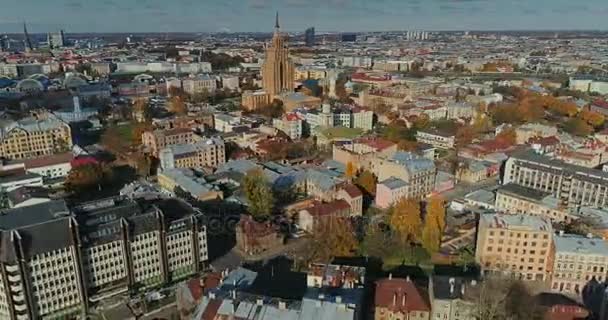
[345,161,355,179]
[422,196,446,253]
[580,110,605,128]
[305,215,358,263]
[390,198,422,243]
[169,96,187,115]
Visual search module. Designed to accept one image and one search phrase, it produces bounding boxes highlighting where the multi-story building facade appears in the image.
[376,152,436,199]
[495,183,573,223]
[0,117,72,160]
[429,276,475,320]
[503,149,608,207]
[182,75,217,95]
[375,177,410,209]
[142,128,194,156]
[0,63,18,77]
[332,137,398,172]
[159,137,226,170]
[272,113,303,140]
[475,213,553,281]
[416,130,456,150]
[0,197,208,320]
[552,233,608,295]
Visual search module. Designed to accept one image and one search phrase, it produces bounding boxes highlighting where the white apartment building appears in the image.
[504,149,608,207]
[416,130,456,149]
[552,233,608,295]
[0,197,209,320]
[182,75,217,95]
[495,183,573,223]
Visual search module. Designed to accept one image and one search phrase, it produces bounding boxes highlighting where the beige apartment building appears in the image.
[0,117,72,160]
[552,233,608,295]
[495,183,574,223]
[503,149,608,207]
[475,213,554,281]
[142,128,194,156]
[159,137,226,170]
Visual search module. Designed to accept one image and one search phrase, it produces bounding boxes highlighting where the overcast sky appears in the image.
[1,0,608,33]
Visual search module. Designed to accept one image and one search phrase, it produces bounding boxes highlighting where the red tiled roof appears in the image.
[238,215,279,238]
[71,156,99,168]
[305,200,351,217]
[341,184,363,198]
[375,278,430,312]
[355,137,396,151]
[24,152,73,169]
[200,298,221,320]
[528,136,560,146]
[187,278,204,302]
[593,99,608,110]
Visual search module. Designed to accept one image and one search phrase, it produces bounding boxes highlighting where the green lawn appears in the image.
[114,123,135,142]
[321,127,363,139]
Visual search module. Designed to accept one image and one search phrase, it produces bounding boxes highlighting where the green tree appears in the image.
[65,163,107,191]
[243,169,275,219]
[563,117,593,136]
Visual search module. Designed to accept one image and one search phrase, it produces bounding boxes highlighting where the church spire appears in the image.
[275,11,280,30]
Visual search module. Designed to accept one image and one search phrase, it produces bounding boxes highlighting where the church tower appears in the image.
[261,12,295,97]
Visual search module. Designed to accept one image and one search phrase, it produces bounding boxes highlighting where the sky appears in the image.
[1,0,608,33]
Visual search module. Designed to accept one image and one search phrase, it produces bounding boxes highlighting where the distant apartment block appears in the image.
[503,149,608,207]
[416,130,456,149]
[475,213,553,281]
[376,152,436,199]
[182,74,217,95]
[142,128,194,156]
[0,117,72,160]
[159,137,226,170]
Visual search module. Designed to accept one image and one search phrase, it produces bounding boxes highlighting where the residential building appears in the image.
[429,276,475,320]
[416,130,456,149]
[47,30,64,48]
[0,117,72,160]
[375,177,409,209]
[158,168,223,201]
[515,123,559,144]
[0,63,18,77]
[278,92,322,111]
[0,197,208,320]
[241,90,271,111]
[376,152,436,199]
[235,215,283,255]
[221,75,240,91]
[503,149,608,207]
[182,74,217,95]
[551,233,608,295]
[6,186,52,208]
[272,113,303,140]
[475,213,553,281]
[298,199,351,232]
[142,128,194,156]
[495,183,572,223]
[159,137,226,170]
[22,152,73,180]
[374,276,431,320]
[0,171,44,191]
[535,293,589,320]
[337,184,363,216]
[332,137,397,172]
[305,27,315,47]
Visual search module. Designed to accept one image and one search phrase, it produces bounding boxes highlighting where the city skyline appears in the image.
[1,0,608,33]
